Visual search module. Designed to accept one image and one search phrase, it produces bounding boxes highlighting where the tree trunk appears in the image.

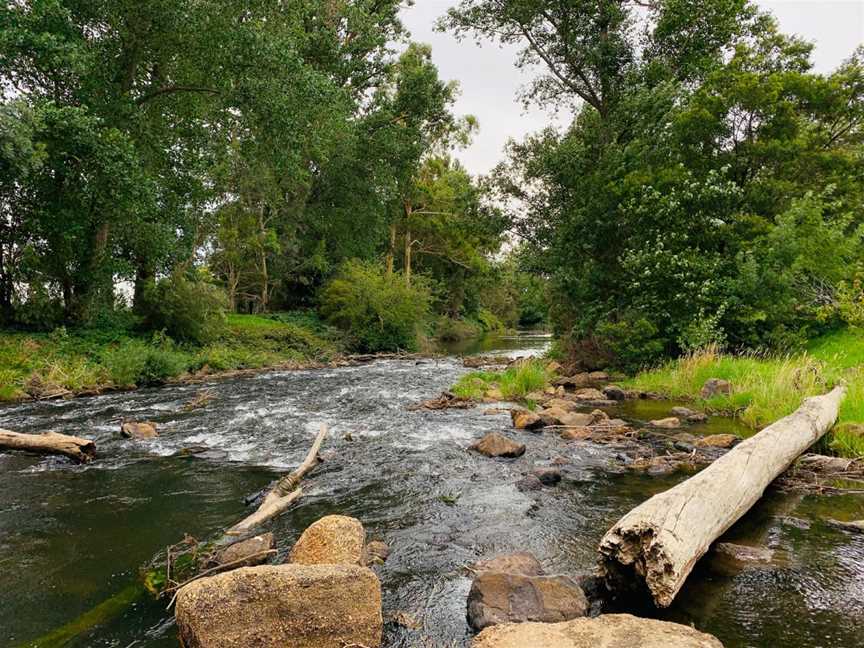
[225,424,328,537]
[598,386,846,608]
[0,429,97,463]
[386,224,396,275]
[404,229,412,286]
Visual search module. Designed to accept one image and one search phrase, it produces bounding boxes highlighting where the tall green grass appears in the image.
[626,332,864,457]
[452,360,550,401]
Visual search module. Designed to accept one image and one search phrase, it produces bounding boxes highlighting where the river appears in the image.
[1,333,863,647]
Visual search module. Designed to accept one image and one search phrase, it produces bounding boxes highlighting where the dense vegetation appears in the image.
[445,0,864,370]
[0,0,544,375]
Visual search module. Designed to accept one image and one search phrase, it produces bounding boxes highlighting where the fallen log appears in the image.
[225,422,328,536]
[598,386,846,608]
[0,428,96,463]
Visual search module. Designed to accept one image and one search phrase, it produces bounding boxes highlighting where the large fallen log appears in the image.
[598,386,846,608]
[0,428,96,463]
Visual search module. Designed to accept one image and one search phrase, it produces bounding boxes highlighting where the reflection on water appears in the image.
[0,333,862,647]
[435,330,552,358]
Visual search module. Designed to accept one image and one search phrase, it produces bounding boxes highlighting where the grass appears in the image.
[0,312,343,402]
[625,329,864,457]
[452,359,551,401]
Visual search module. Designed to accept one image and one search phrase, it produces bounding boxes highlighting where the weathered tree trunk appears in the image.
[404,228,412,286]
[225,423,328,537]
[0,429,96,463]
[598,386,846,608]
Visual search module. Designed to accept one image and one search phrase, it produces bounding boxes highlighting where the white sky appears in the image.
[401,0,864,176]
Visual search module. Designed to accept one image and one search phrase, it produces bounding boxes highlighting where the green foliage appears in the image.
[141,276,227,345]
[320,261,432,352]
[457,1,864,367]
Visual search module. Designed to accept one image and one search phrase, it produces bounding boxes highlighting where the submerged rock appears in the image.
[573,388,605,401]
[543,397,579,412]
[471,614,723,648]
[289,515,366,566]
[470,433,526,458]
[826,518,864,533]
[467,571,588,631]
[120,421,158,439]
[672,406,709,423]
[515,475,544,491]
[532,467,562,485]
[696,434,738,449]
[602,385,626,401]
[714,542,774,563]
[471,552,544,577]
[701,378,732,399]
[649,417,681,429]
[366,540,390,564]
[216,533,275,568]
[175,564,382,648]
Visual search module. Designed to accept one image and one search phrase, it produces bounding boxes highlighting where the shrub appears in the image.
[102,340,150,387]
[319,260,432,352]
[141,275,227,344]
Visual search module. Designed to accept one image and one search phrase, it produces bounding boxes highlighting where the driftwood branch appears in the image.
[0,429,96,463]
[598,386,846,607]
[225,423,328,536]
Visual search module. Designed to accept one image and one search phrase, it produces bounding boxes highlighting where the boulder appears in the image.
[573,388,605,401]
[602,385,626,401]
[472,552,544,577]
[120,421,158,439]
[539,406,571,426]
[470,433,526,458]
[674,432,698,444]
[543,398,579,412]
[671,406,709,423]
[471,614,723,648]
[546,361,563,374]
[467,572,588,631]
[516,475,544,491]
[532,467,562,485]
[289,515,366,566]
[175,564,382,648]
[366,540,390,564]
[553,374,591,388]
[485,388,504,401]
[525,390,549,403]
[511,410,544,430]
[696,433,738,449]
[560,412,598,427]
[700,378,731,399]
[714,542,774,563]
[588,371,609,382]
[216,533,275,568]
[649,417,681,429]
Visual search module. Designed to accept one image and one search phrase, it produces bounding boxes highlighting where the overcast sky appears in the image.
[401,1,864,176]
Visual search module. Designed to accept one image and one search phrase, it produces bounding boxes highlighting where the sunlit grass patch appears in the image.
[625,333,864,457]
[452,359,551,401]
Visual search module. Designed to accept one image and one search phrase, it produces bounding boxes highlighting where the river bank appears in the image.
[2,333,863,647]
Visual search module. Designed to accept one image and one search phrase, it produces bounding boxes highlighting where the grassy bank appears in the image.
[0,313,343,402]
[625,329,864,457]
[451,359,552,402]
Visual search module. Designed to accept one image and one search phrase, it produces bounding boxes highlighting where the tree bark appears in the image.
[385,223,396,275]
[225,423,328,537]
[0,429,97,463]
[404,229,412,286]
[598,386,846,608]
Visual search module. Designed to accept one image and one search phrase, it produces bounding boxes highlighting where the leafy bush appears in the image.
[320,260,432,352]
[102,340,150,387]
[141,275,227,344]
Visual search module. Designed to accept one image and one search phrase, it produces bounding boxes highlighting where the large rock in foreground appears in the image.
[289,514,366,566]
[472,614,723,648]
[175,564,382,648]
[467,571,588,631]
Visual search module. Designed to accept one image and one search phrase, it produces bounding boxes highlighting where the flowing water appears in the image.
[1,333,863,648]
